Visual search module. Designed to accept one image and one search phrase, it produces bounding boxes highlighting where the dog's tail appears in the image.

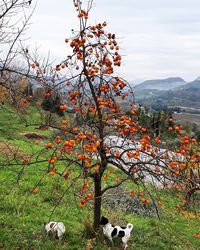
[127,223,133,231]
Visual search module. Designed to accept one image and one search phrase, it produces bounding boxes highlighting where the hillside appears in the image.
[134,77,200,111]
[0,105,200,249]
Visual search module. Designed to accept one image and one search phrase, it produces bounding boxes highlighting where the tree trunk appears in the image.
[93,174,102,231]
[186,191,192,208]
[186,186,200,208]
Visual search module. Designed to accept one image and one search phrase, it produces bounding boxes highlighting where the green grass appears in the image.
[0,104,200,249]
[1,172,200,250]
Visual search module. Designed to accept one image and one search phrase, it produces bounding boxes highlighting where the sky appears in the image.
[27,0,200,83]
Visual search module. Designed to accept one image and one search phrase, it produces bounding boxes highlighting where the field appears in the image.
[173,113,200,128]
[0,104,200,250]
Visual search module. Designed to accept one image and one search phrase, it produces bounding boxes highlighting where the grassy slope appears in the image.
[0,104,199,250]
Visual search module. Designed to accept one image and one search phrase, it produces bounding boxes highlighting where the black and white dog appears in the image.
[99,216,133,249]
[44,221,65,240]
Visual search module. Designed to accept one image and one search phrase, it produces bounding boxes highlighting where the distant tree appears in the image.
[195,130,200,142]
[22,82,33,97]
[41,96,53,112]
[0,1,34,90]
[52,94,64,117]
[0,85,9,104]
[0,0,39,112]
[41,93,64,117]
[33,88,45,100]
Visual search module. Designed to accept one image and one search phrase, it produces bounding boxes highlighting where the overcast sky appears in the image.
[28,0,200,83]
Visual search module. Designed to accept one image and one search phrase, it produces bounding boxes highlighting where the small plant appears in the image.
[82,217,95,238]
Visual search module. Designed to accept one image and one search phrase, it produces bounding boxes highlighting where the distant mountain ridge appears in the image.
[133,76,200,110]
[195,76,200,81]
[134,77,186,91]
[181,79,200,90]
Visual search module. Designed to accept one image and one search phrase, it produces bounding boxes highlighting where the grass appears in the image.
[0,104,200,249]
[1,171,199,250]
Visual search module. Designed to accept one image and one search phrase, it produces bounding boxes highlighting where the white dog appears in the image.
[99,216,133,249]
[44,221,65,240]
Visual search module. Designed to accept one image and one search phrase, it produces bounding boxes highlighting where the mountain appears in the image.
[195,76,200,81]
[180,79,200,90]
[134,77,186,91]
[134,77,200,111]
[129,79,144,87]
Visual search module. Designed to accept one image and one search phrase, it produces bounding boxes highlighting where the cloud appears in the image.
[27,0,200,82]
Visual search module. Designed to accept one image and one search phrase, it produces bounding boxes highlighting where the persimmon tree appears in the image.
[175,134,199,207]
[1,0,199,232]
[24,0,200,231]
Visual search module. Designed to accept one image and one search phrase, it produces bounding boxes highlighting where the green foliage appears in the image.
[22,82,33,97]
[41,94,64,117]
[195,130,200,142]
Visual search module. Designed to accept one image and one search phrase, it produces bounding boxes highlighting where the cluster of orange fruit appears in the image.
[130,107,137,115]
[141,198,151,204]
[55,136,62,144]
[140,135,151,152]
[45,143,53,149]
[60,119,68,131]
[126,149,140,159]
[34,140,40,145]
[64,139,75,148]
[180,136,196,146]
[50,167,57,176]
[76,131,86,142]
[31,62,41,75]
[102,57,114,75]
[44,92,51,98]
[155,137,161,144]
[31,62,39,68]
[168,161,188,175]
[194,233,200,239]
[99,83,110,94]
[59,104,67,111]
[137,192,151,204]
[31,187,38,194]
[81,181,90,194]
[115,150,121,158]
[77,9,88,19]
[48,156,57,164]
[79,192,94,209]
[55,64,66,71]
[83,143,98,153]
[70,37,86,51]
[77,154,88,161]
[69,89,78,104]
[129,191,163,206]
[88,23,106,39]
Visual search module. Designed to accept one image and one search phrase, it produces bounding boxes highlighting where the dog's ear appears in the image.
[100,216,109,225]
